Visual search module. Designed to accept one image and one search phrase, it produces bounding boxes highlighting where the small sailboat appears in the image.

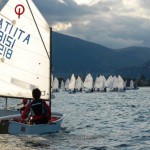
[94,77,100,91]
[94,75,106,92]
[83,73,93,92]
[0,0,65,134]
[52,77,59,92]
[126,80,139,90]
[99,75,106,92]
[64,78,70,91]
[117,75,126,92]
[60,80,65,90]
[68,74,76,93]
[75,76,83,92]
[112,76,119,91]
[105,75,114,92]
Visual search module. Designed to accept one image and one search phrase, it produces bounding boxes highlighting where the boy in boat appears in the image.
[21,88,51,124]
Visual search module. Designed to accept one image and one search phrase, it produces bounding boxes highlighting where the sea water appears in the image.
[0,87,150,150]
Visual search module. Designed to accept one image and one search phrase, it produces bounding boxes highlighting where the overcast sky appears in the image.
[34,0,150,49]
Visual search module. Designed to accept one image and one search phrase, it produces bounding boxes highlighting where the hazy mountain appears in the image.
[52,32,150,78]
[116,46,150,65]
[115,60,150,78]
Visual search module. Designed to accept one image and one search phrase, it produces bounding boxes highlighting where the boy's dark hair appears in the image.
[32,88,41,99]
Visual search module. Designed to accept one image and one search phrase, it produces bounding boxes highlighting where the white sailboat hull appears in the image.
[0,110,65,135]
[9,112,65,135]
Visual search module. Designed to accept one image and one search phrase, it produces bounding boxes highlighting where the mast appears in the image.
[49,27,52,117]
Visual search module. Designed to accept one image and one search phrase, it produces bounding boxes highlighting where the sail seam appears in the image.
[1,63,49,79]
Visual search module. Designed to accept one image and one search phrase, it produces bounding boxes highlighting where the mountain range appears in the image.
[52,32,150,79]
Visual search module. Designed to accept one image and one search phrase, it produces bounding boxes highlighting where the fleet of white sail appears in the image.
[52,73,139,92]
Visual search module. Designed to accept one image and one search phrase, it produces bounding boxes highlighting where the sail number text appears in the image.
[0,31,15,59]
[0,18,31,59]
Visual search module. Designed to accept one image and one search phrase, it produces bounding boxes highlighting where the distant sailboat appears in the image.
[130,80,134,89]
[64,78,70,91]
[83,73,93,92]
[0,0,65,134]
[94,75,106,92]
[75,76,83,92]
[99,75,106,91]
[105,76,114,92]
[53,77,59,92]
[68,74,76,93]
[94,77,100,91]
[126,80,139,90]
[60,80,65,90]
[117,75,125,92]
[112,76,119,91]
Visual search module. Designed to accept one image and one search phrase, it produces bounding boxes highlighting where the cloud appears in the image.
[34,0,150,49]
[52,22,72,31]
[73,0,102,6]
[57,0,67,4]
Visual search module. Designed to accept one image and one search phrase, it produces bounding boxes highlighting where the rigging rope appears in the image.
[26,0,50,59]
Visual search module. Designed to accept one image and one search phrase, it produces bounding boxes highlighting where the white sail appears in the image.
[53,77,59,91]
[65,79,69,90]
[99,75,106,90]
[69,74,75,90]
[0,0,50,99]
[75,76,82,90]
[83,73,93,89]
[112,76,119,89]
[130,80,134,89]
[60,80,64,89]
[94,77,99,90]
[105,75,113,89]
[117,75,124,90]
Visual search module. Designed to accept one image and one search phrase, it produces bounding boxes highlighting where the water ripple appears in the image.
[0,87,150,149]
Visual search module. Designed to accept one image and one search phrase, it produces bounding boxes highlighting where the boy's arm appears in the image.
[21,103,31,120]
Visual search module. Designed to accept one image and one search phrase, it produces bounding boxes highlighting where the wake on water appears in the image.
[0,87,150,150]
